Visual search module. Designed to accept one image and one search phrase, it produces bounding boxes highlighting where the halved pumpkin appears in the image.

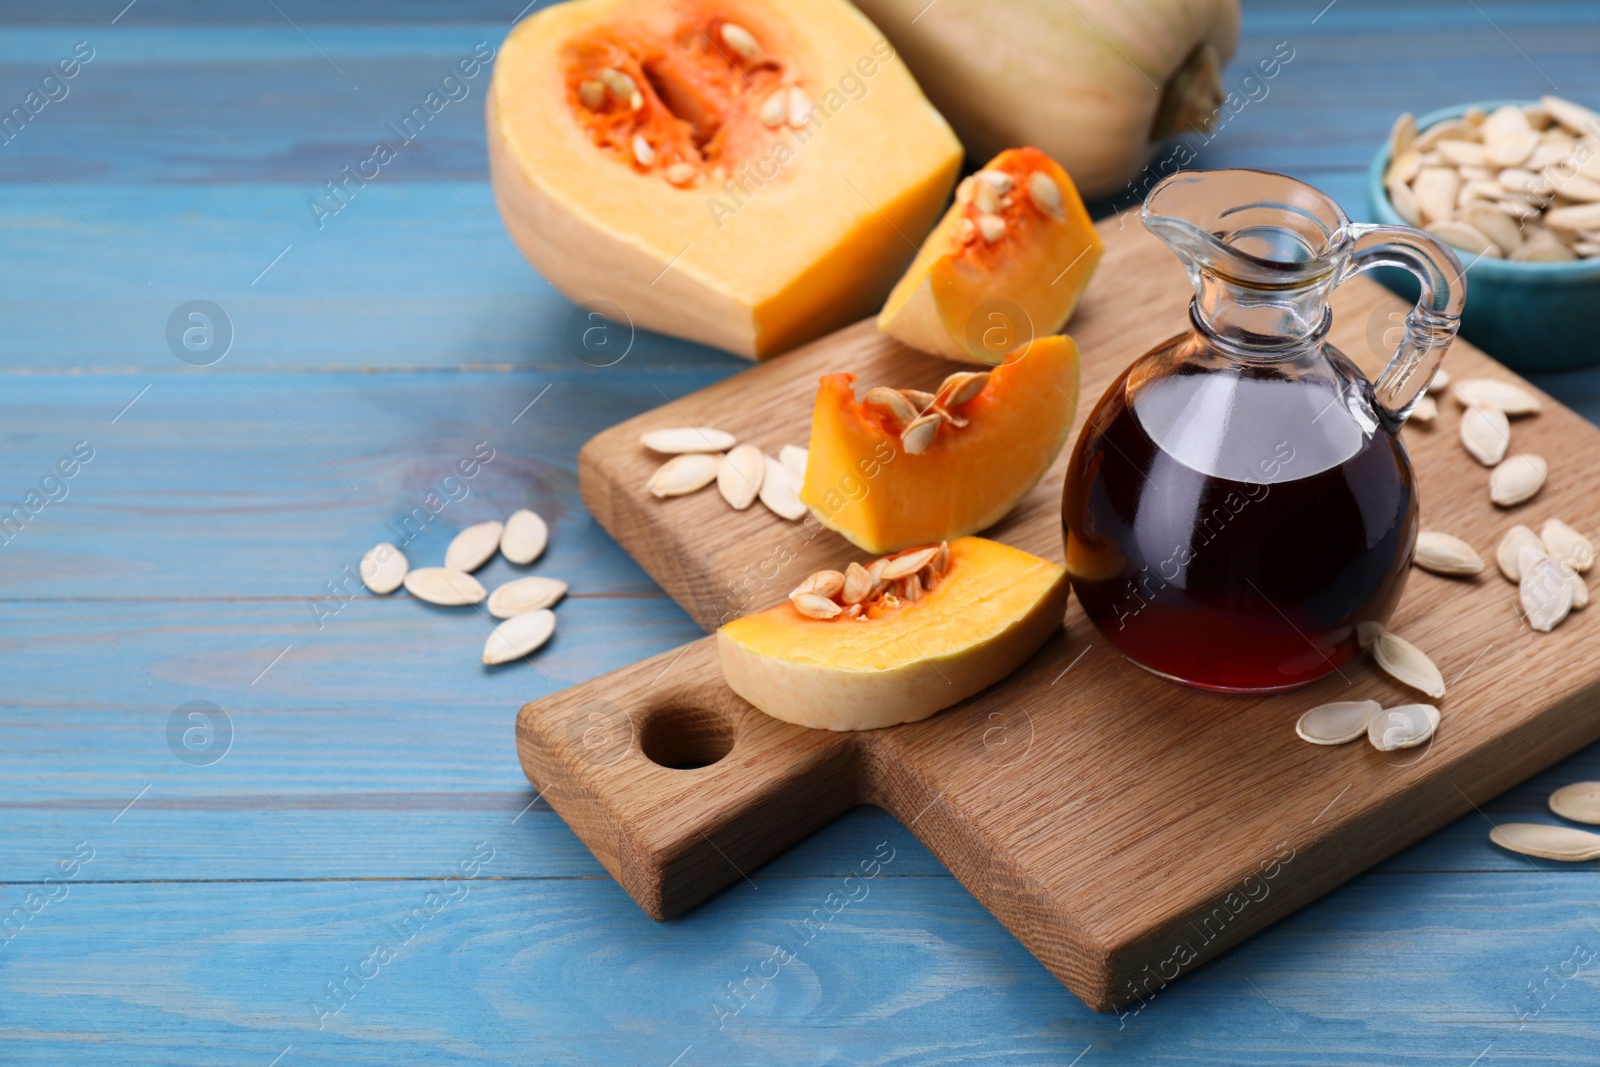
[801,334,1079,555]
[718,537,1067,730]
[488,0,963,359]
[877,147,1101,364]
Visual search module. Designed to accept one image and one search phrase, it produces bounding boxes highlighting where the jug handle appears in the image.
[1342,223,1466,429]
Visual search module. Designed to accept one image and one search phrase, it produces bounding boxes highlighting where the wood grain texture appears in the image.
[536,210,1600,1011]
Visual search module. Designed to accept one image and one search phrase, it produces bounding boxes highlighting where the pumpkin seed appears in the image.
[719,21,761,62]
[1388,147,1424,184]
[483,609,556,665]
[1462,202,1524,253]
[787,87,813,129]
[759,90,785,128]
[1549,781,1600,824]
[1541,518,1595,572]
[1388,111,1417,159]
[1437,139,1486,167]
[791,569,845,599]
[1028,171,1064,220]
[881,546,938,581]
[1512,234,1580,261]
[1427,219,1502,258]
[901,389,936,410]
[931,540,950,576]
[717,444,765,510]
[597,68,637,102]
[1547,202,1600,232]
[1372,628,1446,698]
[446,521,504,573]
[1295,699,1381,745]
[1453,378,1541,415]
[975,169,1013,193]
[640,427,737,453]
[975,213,1006,243]
[863,386,919,425]
[360,542,408,594]
[901,412,941,455]
[1566,563,1589,610]
[1490,454,1548,507]
[631,134,656,168]
[1497,525,1544,582]
[1368,703,1440,751]
[1413,167,1460,223]
[1414,531,1484,576]
[841,561,874,605]
[779,444,808,481]
[971,179,1001,215]
[1541,95,1600,136]
[404,567,487,606]
[1521,555,1574,631]
[500,509,549,565]
[937,371,990,408]
[488,576,568,618]
[1386,179,1422,226]
[1459,404,1511,465]
[1358,619,1385,649]
[647,453,721,497]
[792,592,841,619]
[758,455,806,520]
[665,163,696,186]
[1408,394,1438,424]
[578,80,607,110]
[1489,822,1600,862]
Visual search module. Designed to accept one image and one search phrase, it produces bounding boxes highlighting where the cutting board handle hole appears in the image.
[638,704,736,770]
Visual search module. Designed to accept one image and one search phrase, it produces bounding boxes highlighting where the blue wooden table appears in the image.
[4,1,1600,1063]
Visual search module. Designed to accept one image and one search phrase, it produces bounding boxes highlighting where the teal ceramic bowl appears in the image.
[1366,100,1600,373]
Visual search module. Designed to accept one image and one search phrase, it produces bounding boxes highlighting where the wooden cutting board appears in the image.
[518,211,1600,1013]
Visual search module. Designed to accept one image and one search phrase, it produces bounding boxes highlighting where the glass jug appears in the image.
[1062,169,1464,692]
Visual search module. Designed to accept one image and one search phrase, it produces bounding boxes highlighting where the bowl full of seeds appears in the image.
[1367,97,1600,372]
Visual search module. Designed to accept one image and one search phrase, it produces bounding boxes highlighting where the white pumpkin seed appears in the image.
[1453,378,1541,415]
[1388,111,1417,159]
[1428,219,1502,258]
[640,426,737,454]
[1386,179,1422,226]
[901,388,936,411]
[759,90,785,128]
[1549,782,1600,825]
[881,546,938,581]
[631,134,655,168]
[1462,201,1524,253]
[787,86,812,129]
[717,444,765,510]
[901,412,941,455]
[791,569,845,599]
[664,163,696,186]
[779,444,808,481]
[1542,95,1600,136]
[937,370,990,408]
[1368,703,1440,751]
[597,68,637,102]
[1414,531,1483,576]
[758,455,806,520]
[1512,233,1580,261]
[791,592,841,620]
[1521,555,1574,631]
[1408,394,1438,425]
[1413,167,1460,223]
[488,576,568,618]
[975,168,1013,192]
[500,509,549,565]
[446,521,504,573]
[1388,147,1424,185]
[1547,202,1600,232]
[975,213,1006,243]
[1459,404,1511,465]
[1489,822,1600,862]
[360,542,408,594]
[1490,454,1548,507]
[1565,563,1589,610]
[483,609,556,665]
[1541,518,1595,572]
[1296,700,1381,745]
[841,561,874,605]
[1497,525,1544,581]
[1027,171,1064,220]
[971,179,1002,215]
[1372,628,1446,698]
[863,386,919,425]
[404,567,487,606]
[719,21,761,62]
[647,453,721,497]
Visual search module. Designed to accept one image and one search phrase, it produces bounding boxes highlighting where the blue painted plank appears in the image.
[4,871,1600,1064]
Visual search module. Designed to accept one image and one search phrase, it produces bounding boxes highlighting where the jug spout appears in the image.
[1143,169,1353,350]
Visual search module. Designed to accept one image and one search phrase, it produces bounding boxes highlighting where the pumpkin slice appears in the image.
[801,334,1079,555]
[718,537,1068,730]
[877,147,1101,364]
[488,0,963,359]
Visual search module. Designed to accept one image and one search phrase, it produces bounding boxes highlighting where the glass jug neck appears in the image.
[1190,268,1337,354]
